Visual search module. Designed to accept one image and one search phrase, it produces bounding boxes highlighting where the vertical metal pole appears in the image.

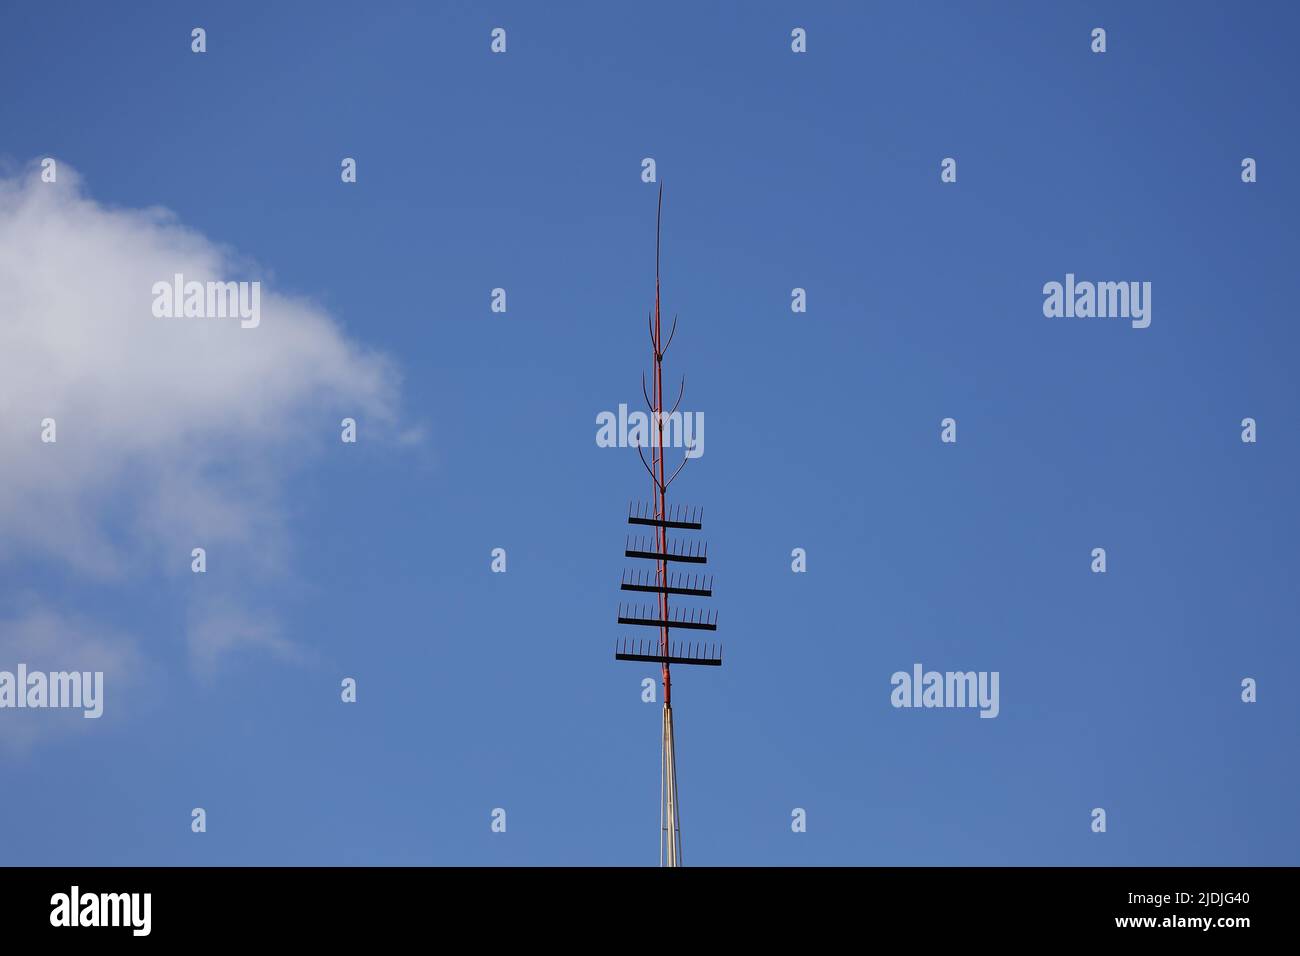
[662,701,681,866]
[652,185,681,867]
[654,185,670,707]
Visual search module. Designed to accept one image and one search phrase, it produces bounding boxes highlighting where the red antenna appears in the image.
[615,185,719,867]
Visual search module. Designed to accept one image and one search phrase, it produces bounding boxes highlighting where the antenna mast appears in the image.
[615,186,720,867]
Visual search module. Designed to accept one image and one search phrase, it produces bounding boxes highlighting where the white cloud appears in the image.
[0,603,149,753]
[0,161,409,679]
[186,598,306,679]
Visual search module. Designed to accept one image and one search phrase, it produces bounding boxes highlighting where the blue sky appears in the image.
[1,1,1297,865]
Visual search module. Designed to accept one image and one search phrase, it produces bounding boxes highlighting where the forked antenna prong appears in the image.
[662,313,679,354]
[664,451,690,489]
[666,374,685,417]
[635,441,660,490]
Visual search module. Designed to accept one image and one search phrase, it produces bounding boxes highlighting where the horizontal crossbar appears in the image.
[628,515,703,530]
[615,637,723,667]
[626,548,707,564]
[616,651,721,666]
[618,614,717,631]
[621,580,712,597]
